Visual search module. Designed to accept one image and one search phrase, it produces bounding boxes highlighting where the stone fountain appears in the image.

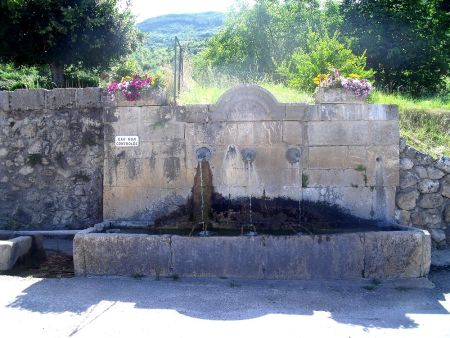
[73,85,430,279]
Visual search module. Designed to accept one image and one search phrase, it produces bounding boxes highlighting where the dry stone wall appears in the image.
[0,88,104,230]
[396,139,450,247]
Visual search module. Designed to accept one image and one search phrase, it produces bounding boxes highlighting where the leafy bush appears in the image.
[0,63,50,90]
[278,31,373,92]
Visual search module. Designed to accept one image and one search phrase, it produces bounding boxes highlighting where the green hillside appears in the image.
[137,12,225,48]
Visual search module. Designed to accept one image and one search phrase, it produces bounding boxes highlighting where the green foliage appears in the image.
[0,0,141,86]
[278,31,373,92]
[341,0,449,96]
[0,63,50,90]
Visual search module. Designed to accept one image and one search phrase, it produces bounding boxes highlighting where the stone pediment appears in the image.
[211,84,285,121]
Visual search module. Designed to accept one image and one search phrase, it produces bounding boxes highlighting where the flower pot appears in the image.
[313,87,368,104]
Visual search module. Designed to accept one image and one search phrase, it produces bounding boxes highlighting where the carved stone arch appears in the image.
[211,84,285,121]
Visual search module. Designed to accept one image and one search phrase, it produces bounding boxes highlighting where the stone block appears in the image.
[430,229,446,243]
[442,182,450,198]
[418,179,440,194]
[367,104,398,120]
[76,87,101,108]
[366,145,399,186]
[46,88,76,109]
[171,234,365,279]
[411,209,442,226]
[115,88,167,107]
[347,146,367,168]
[304,169,365,187]
[436,156,450,173]
[0,236,32,271]
[285,103,308,120]
[139,119,185,142]
[399,171,418,189]
[308,146,348,169]
[369,121,400,145]
[445,205,450,223]
[0,91,9,111]
[396,189,419,210]
[235,121,283,145]
[282,121,303,145]
[400,158,414,170]
[174,105,210,123]
[74,233,172,276]
[394,209,411,225]
[252,144,293,170]
[415,166,428,179]
[307,104,366,121]
[313,87,367,104]
[418,193,444,209]
[9,89,45,111]
[363,230,430,278]
[427,167,445,180]
[307,121,368,146]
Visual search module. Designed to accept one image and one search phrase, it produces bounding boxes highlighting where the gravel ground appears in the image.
[0,271,449,338]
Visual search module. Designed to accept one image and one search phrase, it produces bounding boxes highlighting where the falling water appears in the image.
[246,159,257,236]
[199,160,206,232]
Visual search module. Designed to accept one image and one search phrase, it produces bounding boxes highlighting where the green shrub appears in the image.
[278,31,373,92]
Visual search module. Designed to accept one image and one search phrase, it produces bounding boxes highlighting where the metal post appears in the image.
[173,37,177,104]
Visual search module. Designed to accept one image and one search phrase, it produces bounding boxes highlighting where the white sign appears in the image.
[115,136,139,147]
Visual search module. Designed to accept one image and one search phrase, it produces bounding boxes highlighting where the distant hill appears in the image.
[137,12,225,48]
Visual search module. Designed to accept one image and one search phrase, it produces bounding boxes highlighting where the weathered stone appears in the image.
[369,121,399,145]
[399,138,407,152]
[74,233,172,276]
[9,89,45,111]
[430,229,446,243]
[366,145,399,186]
[415,151,434,166]
[411,209,442,226]
[0,236,32,271]
[394,209,410,225]
[445,205,450,223]
[400,158,414,170]
[442,182,450,199]
[282,121,303,144]
[308,146,348,169]
[427,167,445,180]
[418,179,440,194]
[18,166,34,176]
[436,156,450,173]
[399,171,418,189]
[414,166,428,179]
[418,193,444,209]
[313,87,367,104]
[0,148,8,158]
[396,189,419,210]
[368,104,398,120]
[0,91,9,111]
[363,231,430,278]
[46,88,76,109]
[308,121,368,145]
[76,87,101,108]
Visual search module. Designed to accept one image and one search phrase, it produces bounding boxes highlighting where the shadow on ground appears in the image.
[5,270,450,330]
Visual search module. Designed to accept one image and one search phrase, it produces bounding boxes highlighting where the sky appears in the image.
[131,0,239,22]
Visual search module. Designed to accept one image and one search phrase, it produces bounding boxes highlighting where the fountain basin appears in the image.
[74,225,430,279]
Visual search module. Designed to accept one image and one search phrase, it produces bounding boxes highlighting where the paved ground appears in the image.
[0,271,449,338]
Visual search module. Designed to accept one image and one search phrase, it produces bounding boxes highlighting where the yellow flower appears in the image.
[121,76,132,82]
[349,73,360,79]
[313,74,328,85]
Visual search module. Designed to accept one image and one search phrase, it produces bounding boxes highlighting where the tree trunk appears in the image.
[50,62,65,88]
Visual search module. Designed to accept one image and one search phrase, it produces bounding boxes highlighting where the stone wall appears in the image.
[0,88,104,230]
[103,85,400,224]
[396,139,450,247]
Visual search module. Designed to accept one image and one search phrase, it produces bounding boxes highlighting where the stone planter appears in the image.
[114,87,168,107]
[314,87,367,104]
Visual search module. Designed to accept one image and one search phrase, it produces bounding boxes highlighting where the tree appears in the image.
[0,0,141,87]
[341,0,449,96]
